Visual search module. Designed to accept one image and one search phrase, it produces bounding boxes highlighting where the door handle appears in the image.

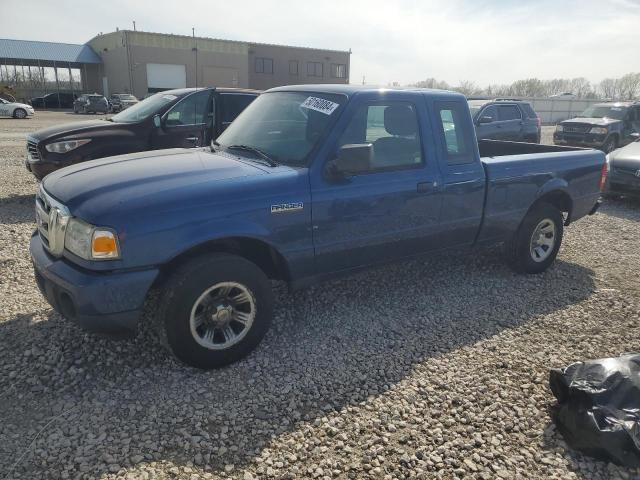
[186,136,199,143]
[417,181,438,193]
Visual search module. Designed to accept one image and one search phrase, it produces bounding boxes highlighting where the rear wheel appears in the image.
[157,253,273,369]
[13,108,26,119]
[506,202,564,274]
[602,136,617,153]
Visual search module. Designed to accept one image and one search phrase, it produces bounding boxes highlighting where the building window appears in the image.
[331,64,347,78]
[289,60,299,75]
[307,62,323,77]
[255,57,274,74]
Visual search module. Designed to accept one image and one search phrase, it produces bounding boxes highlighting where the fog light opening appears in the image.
[58,292,77,319]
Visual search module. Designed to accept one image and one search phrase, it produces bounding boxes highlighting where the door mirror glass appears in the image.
[153,114,161,128]
[329,143,373,177]
[631,132,640,140]
[478,115,493,124]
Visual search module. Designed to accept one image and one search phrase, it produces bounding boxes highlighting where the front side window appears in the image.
[164,90,210,126]
[436,101,474,165]
[307,62,323,77]
[216,91,345,166]
[497,105,522,121]
[255,57,274,74]
[338,102,423,172]
[479,105,498,122]
[331,64,347,78]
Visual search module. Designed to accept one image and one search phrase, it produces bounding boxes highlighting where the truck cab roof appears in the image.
[267,83,464,100]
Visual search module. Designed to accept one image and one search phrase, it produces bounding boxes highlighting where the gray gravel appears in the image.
[1,114,640,479]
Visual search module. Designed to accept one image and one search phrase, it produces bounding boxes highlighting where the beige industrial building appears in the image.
[86,30,350,97]
[0,31,350,102]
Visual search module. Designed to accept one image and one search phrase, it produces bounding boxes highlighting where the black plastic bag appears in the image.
[549,353,640,467]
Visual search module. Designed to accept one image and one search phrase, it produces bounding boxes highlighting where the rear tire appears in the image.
[158,253,273,369]
[506,202,564,274]
[13,108,26,119]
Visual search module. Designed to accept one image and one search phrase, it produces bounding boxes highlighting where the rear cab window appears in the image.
[219,94,257,125]
[435,101,475,165]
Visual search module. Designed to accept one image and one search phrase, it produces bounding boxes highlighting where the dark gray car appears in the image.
[468,99,541,143]
[605,137,640,197]
[73,94,109,114]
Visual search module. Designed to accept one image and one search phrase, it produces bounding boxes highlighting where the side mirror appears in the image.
[631,132,640,141]
[153,114,161,128]
[478,116,493,125]
[327,143,373,178]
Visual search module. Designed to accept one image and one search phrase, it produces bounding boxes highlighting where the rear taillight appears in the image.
[599,159,608,192]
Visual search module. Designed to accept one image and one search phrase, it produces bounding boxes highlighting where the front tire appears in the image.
[506,202,564,274]
[13,108,27,119]
[602,136,617,154]
[158,253,273,369]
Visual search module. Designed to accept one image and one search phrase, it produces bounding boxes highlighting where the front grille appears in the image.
[27,140,40,161]
[35,187,69,256]
[562,124,591,134]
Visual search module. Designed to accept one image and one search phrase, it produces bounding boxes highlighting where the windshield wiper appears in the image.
[226,144,278,167]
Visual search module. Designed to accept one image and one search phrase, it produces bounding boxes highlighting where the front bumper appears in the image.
[25,158,72,180]
[606,173,640,197]
[553,133,606,149]
[30,232,159,335]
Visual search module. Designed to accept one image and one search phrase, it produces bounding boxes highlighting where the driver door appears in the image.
[152,90,212,150]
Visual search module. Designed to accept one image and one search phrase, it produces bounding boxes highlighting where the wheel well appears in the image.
[534,190,573,224]
[157,237,290,285]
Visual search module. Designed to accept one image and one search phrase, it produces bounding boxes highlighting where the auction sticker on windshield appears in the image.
[301,97,340,115]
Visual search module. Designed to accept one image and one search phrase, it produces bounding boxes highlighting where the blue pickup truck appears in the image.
[30,85,605,369]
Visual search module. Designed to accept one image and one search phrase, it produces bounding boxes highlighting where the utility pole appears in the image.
[133,20,136,31]
[192,27,198,88]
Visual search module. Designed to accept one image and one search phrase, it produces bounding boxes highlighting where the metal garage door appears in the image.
[146,63,186,90]
[202,66,239,88]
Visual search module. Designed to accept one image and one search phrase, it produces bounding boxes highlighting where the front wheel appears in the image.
[506,202,564,274]
[158,253,273,369]
[602,136,617,154]
[13,108,27,119]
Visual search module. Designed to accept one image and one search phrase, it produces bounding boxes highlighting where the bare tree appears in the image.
[452,80,481,97]
[617,73,640,100]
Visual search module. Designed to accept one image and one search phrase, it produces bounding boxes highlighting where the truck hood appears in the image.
[30,119,120,141]
[42,148,272,221]
[610,141,640,168]
[561,117,620,127]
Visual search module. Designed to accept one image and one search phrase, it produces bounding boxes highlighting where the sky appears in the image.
[1,0,639,87]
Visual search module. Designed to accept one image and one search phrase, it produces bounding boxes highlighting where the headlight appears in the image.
[45,139,91,154]
[556,125,564,132]
[590,127,607,135]
[65,218,120,260]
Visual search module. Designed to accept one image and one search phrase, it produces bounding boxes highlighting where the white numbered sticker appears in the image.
[301,96,339,115]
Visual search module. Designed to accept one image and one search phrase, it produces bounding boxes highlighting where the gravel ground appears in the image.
[1,114,640,479]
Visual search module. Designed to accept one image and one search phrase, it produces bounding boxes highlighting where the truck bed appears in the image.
[478,139,585,158]
[477,139,604,245]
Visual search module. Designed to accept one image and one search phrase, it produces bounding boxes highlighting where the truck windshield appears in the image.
[216,91,346,166]
[578,105,628,120]
[111,93,177,123]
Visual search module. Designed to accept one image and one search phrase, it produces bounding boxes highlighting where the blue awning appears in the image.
[0,38,101,64]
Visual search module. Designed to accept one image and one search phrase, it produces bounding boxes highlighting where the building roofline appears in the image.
[87,30,351,55]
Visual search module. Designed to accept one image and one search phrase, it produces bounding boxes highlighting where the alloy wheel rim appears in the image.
[189,282,255,350]
[529,218,556,263]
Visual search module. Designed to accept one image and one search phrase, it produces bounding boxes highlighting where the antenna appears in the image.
[133,20,136,31]
[192,27,198,88]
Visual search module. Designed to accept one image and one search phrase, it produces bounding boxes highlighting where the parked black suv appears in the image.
[26,87,259,180]
[554,102,640,153]
[30,92,77,109]
[468,99,541,143]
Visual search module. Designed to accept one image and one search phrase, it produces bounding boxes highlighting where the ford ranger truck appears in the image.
[30,85,605,369]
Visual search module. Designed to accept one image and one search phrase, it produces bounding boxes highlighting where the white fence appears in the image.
[514,97,603,124]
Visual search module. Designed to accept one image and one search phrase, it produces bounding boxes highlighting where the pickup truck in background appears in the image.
[554,101,640,153]
[30,85,604,369]
[25,87,259,180]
